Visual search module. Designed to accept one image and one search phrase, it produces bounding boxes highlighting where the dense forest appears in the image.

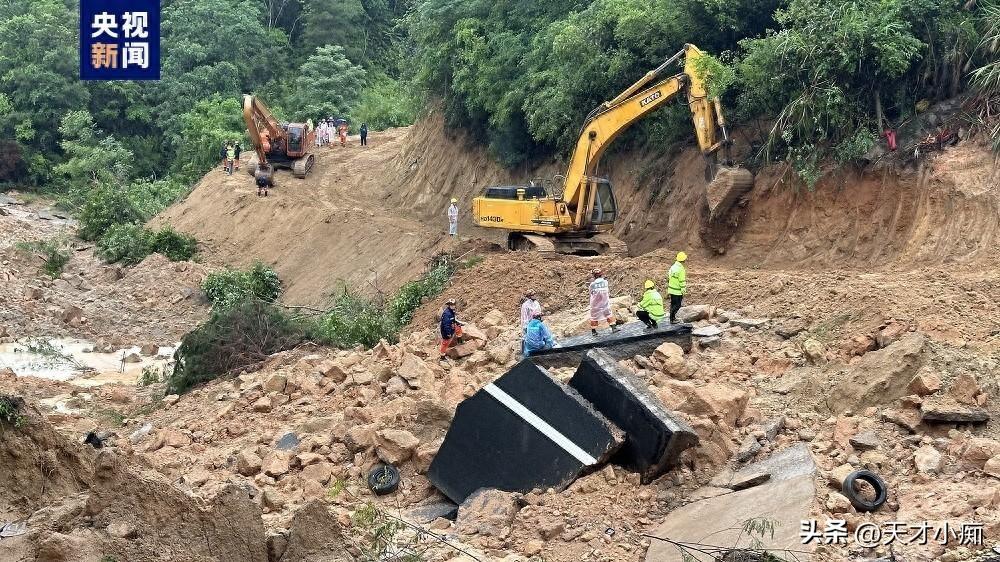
[0,0,997,206]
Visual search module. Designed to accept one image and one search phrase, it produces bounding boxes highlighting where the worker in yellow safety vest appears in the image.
[636,279,665,329]
[667,251,687,323]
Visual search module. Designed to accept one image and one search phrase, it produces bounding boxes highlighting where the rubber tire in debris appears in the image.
[367,464,400,496]
[841,469,887,512]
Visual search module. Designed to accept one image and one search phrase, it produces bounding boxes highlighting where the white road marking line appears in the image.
[483,383,598,465]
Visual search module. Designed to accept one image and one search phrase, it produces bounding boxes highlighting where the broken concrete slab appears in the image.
[691,325,722,338]
[428,360,624,504]
[403,500,458,524]
[645,445,817,562]
[730,317,769,329]
[732,443,816,483]
[530,321,692,368]
[569,350,698,483]
[921,397,990,423]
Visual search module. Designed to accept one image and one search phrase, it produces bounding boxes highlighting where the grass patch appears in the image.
[15,237,70,278]
[0,395,26,428]
[202,261,281,310]
[314,254,456,348]
[169,254,458,394]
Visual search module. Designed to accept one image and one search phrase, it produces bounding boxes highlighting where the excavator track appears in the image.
[587,234,629,256]
[509,233,558,256]
[509,233,628,256]
[291,153,315,179]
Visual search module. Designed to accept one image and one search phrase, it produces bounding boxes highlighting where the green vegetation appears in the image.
[202,261,283,310]
[0,395,26,428]
[167,301,310,395]
[315,254,456,348]
[171,255,457,393]
[412,0,999,181]
[95,224,197,266]
[138,365,163,387]
[15,237,70,278]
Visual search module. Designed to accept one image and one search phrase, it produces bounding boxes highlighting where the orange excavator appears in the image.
[242,94,316,186]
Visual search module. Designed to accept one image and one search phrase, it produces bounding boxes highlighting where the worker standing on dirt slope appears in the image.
[234,142,241,171]
[360,123,368,146]
[219,143,227,169]
[439,298,464,361]
[523,310,555,357]
[225,142,236,175]
[520,291,542,332]
[256,173,269,197]
[448,198,459,236]
[338,122,348,146]
[668,252,687,323]
[589,268,618,337]
[637,279,665,329]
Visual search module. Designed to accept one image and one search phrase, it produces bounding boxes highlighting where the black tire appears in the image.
[367,464,400,496]
[841,469,887,512]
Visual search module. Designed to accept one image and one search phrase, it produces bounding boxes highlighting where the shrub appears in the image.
[313,290,398,348]
[96,223,153,265]
[202,261,282,310]
[352,73,422,131]
[78,184,144,241]
[0,395,26,428]
[16,237,70,278]
[150,226,197,261]
[167,302,308,394]
[97,224,197,265]
[386,254,455,328]
[314,254,457,348]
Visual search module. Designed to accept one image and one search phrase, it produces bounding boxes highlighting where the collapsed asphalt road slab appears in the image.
[428,360,624,504]
[569,349,698,483]
[531,321,692,368]
[645,446,818,562]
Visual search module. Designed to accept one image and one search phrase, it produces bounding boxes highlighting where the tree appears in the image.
[0,0,89,182]
[53,111,133,195]
[172,95,247,180]
[738,0,929,184]
[291,46,366,121]
[301,0,369,63]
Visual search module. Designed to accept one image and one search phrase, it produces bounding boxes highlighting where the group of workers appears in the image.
[314,118,350,147]
[220,141,242,175]
[438,251,688,360]
[313,119,369,148]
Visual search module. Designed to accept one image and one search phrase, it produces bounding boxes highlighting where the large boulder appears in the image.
[652,342,688,379]
[279,500,349,562]
[397,353,434,389]
[828,332,926,412]
[658,381,748,426]
[455,489,521,538]
[375,429,420,464]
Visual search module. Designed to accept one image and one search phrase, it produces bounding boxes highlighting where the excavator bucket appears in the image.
[705,166,754,220]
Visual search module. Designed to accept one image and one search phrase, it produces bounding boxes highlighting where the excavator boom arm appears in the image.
[242,94,286,167]
[560,44,729,221]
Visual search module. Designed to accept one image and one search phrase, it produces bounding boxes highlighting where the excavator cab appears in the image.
[590,179,618,226]
[286,125,305,157]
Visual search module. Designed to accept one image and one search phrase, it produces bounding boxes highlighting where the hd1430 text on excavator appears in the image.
[472,44,754,255]
[242,94,316,186]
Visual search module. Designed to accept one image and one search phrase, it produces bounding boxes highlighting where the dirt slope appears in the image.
[159,109,1000,310]
[155,128,489,306]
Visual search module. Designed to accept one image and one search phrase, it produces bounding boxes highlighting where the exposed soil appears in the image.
[3,113,1000,562]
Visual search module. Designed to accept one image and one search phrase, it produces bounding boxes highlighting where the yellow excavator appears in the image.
[472,44,754,255]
